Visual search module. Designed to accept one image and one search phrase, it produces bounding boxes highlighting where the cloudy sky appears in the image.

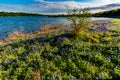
[0,0,120,14]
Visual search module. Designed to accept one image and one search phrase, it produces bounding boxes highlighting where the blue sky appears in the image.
[0,0,92,4]
[0,0,120,14]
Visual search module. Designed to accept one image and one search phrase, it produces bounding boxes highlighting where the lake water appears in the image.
[0,16,119,39]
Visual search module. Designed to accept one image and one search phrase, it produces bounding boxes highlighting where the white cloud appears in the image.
[93,0,120,4]
[0,0,120,14]
[32,1,98,14]
[34,0,118,10]
[37,0,120,14]
[34,0,45,2]
[31,1,110,14]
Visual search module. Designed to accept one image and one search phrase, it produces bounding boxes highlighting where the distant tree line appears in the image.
[0,12,76,17]
[93,8,120,17]
[0,11,92,17]
[0,12,43,17]
[0,8,120,17]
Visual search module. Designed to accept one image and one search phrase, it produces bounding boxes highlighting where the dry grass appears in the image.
[41,24,53,32]
[0,24,65,45]
[54,24,63,29]
[35,24,64,36]
[40,24,63,32]
[32,70,41,80]
[5,31,32,42]
[0,40,3,45]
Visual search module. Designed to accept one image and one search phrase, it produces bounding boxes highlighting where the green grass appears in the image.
[0,21,120,80]
[108,20,120,31]
[111,20,120,25]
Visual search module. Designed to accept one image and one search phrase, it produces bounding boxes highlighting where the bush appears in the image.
[67,7,92,36]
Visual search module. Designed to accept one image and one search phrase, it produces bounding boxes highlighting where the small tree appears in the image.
[67,7,78,29]
[67,7,92,35]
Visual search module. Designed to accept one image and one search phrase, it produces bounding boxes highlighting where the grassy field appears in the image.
[0,20,120,80]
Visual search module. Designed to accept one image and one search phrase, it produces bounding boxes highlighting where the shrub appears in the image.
[67,7,92,36]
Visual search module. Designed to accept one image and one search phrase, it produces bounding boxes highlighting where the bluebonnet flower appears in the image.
[96,77,99,80]
[52,75,56,80]
[88,52,91,55]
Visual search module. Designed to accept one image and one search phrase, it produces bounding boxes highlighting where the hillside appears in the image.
[93,8,120,17]
[0,20,120,79]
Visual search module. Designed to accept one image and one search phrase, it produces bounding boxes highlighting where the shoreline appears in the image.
[0,20,119,39]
